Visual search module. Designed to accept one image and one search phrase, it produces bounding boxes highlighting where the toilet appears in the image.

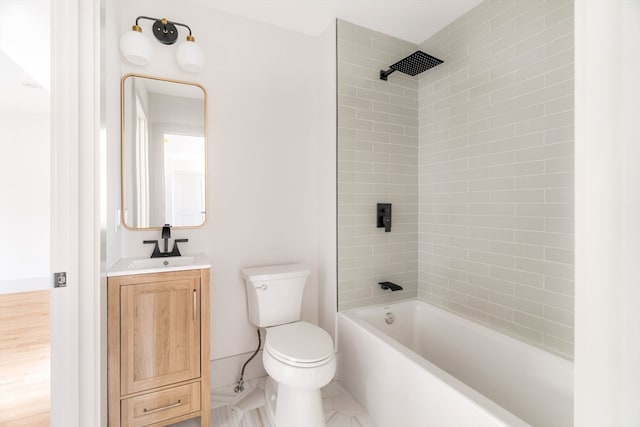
[242,264,336,427]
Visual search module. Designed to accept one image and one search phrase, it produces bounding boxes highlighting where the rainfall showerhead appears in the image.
[380,50,444,81]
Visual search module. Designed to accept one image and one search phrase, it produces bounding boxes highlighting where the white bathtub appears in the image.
[337,299,573,427]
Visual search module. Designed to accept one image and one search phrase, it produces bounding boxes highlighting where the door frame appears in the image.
[50,0,101,425]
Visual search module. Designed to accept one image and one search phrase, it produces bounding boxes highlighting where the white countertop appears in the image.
[107,253,211,277]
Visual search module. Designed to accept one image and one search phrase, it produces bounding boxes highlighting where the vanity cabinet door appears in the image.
[120,278,201,395]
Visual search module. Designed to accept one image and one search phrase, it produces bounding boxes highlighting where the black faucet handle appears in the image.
[376,203,392,232]
[169,239,188,257]
[143,240,162,258]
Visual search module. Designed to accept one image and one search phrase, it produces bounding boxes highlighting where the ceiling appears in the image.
[188,0,484,44]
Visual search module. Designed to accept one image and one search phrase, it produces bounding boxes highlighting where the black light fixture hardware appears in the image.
[133,16,194,45]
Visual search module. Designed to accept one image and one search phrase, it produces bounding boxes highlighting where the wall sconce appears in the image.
[120,16,205,73]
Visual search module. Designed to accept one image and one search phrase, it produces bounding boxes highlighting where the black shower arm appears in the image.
[379,68,397,81]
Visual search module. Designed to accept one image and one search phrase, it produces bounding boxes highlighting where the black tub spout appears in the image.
[379,281,403,291]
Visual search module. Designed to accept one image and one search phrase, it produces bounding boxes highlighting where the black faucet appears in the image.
[379,281,403,291]
[143,224,189,258]
[161,224,171,253]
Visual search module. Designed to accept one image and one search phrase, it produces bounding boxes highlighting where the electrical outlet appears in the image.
[115,208,121,232]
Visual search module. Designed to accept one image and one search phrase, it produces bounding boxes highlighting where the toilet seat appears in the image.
[265,321,334,368]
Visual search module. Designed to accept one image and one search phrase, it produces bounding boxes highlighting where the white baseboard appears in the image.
[0,277,50,294]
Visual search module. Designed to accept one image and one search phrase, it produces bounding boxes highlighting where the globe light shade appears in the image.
[176,37,205,73]
[120,26,154,66]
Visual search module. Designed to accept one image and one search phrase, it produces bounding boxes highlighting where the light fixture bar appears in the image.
[133,16,194,45]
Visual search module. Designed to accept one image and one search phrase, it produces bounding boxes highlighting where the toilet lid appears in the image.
[265,322,334,367]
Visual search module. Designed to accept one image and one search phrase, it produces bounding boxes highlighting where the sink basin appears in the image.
[128,256,196,270]
[107,254,210,277]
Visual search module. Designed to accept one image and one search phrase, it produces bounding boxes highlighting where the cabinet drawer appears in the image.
[121,382,201,427]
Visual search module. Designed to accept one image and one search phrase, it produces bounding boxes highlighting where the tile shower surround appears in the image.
[337,19,420,311]
[338,0,574,359]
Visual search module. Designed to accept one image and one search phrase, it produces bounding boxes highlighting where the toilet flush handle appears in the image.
[258,284,268,290]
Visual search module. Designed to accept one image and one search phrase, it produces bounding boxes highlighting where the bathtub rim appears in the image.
[341,298,574,365]
[337,298,534,427]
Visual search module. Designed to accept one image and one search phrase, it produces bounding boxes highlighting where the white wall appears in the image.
[574,0,640,425]
[317,21,338,338]
[104,0,123,271]
[106,0,336,388]
[0,108,50,293]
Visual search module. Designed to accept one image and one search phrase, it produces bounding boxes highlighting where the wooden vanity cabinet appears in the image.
[108,268,210,427]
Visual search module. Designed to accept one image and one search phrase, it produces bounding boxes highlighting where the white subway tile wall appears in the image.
[337,20,420,310]
[418,0,574,358]
[337,0,574,359]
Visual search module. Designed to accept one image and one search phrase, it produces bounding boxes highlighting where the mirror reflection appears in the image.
[121,74,206,229]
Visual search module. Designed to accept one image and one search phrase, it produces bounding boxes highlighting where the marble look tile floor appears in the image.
[171,378,375,427]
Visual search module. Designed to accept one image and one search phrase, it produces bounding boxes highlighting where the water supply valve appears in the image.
[377,203,392,232]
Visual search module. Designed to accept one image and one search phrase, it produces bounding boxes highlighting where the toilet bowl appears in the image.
[242,264,336,427]
[262,321,336,427]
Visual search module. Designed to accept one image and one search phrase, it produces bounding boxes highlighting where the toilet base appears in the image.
[264,377,326,427]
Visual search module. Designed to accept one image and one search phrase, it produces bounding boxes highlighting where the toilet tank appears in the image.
[242,264,311,327]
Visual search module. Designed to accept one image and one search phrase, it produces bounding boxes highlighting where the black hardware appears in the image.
[380,50,444,81]
[377,203,392,232]
[143,228,189,258]
[162,224,171,253]
[134,16,194,45]
[143,240,162,258]
[53,272,67,288]
[171,239,189,257]
[379,281,403,291]
[379,69,396,81]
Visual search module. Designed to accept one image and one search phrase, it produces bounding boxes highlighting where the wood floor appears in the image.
[0,290,50,427]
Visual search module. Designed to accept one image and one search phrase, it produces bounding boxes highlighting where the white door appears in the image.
[163,133,206,227]
[171,172,206,226]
